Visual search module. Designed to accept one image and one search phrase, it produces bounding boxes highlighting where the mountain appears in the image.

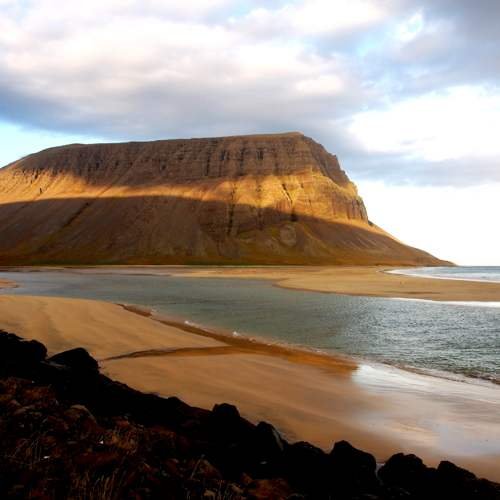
[0,132,445,265]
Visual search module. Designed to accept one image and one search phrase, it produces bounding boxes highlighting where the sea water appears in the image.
[389,266,500,284]
[1,268,499,384]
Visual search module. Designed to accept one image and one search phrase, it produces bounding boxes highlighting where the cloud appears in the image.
[358,180,500,265]
[235,0,386,37]
[0,0,499,186]
[0,0,366,138]
[348,86,500,162]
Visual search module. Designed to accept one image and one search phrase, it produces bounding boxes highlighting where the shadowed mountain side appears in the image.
[0,196,442,265]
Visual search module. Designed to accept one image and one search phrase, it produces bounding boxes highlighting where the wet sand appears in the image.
[0,278,17,289]
[0,294,499,481]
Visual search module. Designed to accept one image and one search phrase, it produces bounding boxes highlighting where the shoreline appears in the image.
[121,303,500,387]
[119,303,358,374]
[3,265,499,384]
[167,265,500,302]
[0,294,499,481]
[3,264,500,302]
[0,278,18,289]
[387,267,500,285]
[2,267,498,385]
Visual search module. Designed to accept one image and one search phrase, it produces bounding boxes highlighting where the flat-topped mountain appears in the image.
[0,132,444,265]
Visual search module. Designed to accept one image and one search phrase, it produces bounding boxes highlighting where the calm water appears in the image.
[1,268,499,384]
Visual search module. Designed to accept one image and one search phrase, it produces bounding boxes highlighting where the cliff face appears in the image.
[0,132,443,265]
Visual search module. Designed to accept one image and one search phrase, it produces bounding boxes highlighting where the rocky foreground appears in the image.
[1,331,498,499]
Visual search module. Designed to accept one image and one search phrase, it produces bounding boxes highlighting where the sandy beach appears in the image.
[166,265,500,302]
[5,265,500,302]
[0,292,499,482]
[49,264,500,302]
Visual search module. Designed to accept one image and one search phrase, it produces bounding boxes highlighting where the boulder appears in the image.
[329,440,379,495]
[48,347,99,372]
[249,422,287,477]
[283,441,329,495]
[0,331,47,376]
[378,453,436,497]
[436,461,500,500]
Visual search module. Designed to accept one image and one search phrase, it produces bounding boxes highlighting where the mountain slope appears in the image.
[0,132,445,265]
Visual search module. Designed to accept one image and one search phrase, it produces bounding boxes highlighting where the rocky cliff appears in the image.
[0,132,444,265]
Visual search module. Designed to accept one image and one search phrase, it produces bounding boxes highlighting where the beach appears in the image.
[0,278,17,289]
[6,265,500,302]
[0,276,500,481]
[165,265,500,302]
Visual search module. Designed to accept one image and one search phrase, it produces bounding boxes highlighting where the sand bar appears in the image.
[167,265,500,302]
[0,294,499,481]
[0,278,17,289]
[44,265,500,302]
[5,265,500,301]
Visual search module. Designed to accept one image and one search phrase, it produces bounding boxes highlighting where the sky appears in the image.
[0,0,499,264]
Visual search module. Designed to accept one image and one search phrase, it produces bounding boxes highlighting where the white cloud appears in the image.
[394,11,424,43]
[242,0,385,37]
[0,0,361,140]
[295,75,344,95]
[0,0,499,188]
[348,85,500,162]
[358,180,500,265]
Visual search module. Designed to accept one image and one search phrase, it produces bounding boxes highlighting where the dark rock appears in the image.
[438,460,476,483]
[4,398,21,412]
[188,458,222,481]
[227,482,244,496]
[246,478,293,499]
[74,449,123,471]
[211,403,249,436]
[63,404,101,439]
[64,403,97,423]
[39,415,69,436]
[207,403,257,476]
[149,427,179,460]
[329,440,379,495]
[378,453,436,497]
[1,332,499,500]
[250,422,286,477]
[436,461,500,500]
[255,421,285,456]
[283,441,329,496]
[240,472,254,486]
[48,347,99,372]
[0,331,47,376]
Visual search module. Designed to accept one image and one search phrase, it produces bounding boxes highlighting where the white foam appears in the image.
[184,320,199,327]
[390,297,500,308]
[388,268,500,284]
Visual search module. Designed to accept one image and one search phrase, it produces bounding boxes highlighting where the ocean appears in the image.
[389,266,500,284]
[1,267,499,385]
